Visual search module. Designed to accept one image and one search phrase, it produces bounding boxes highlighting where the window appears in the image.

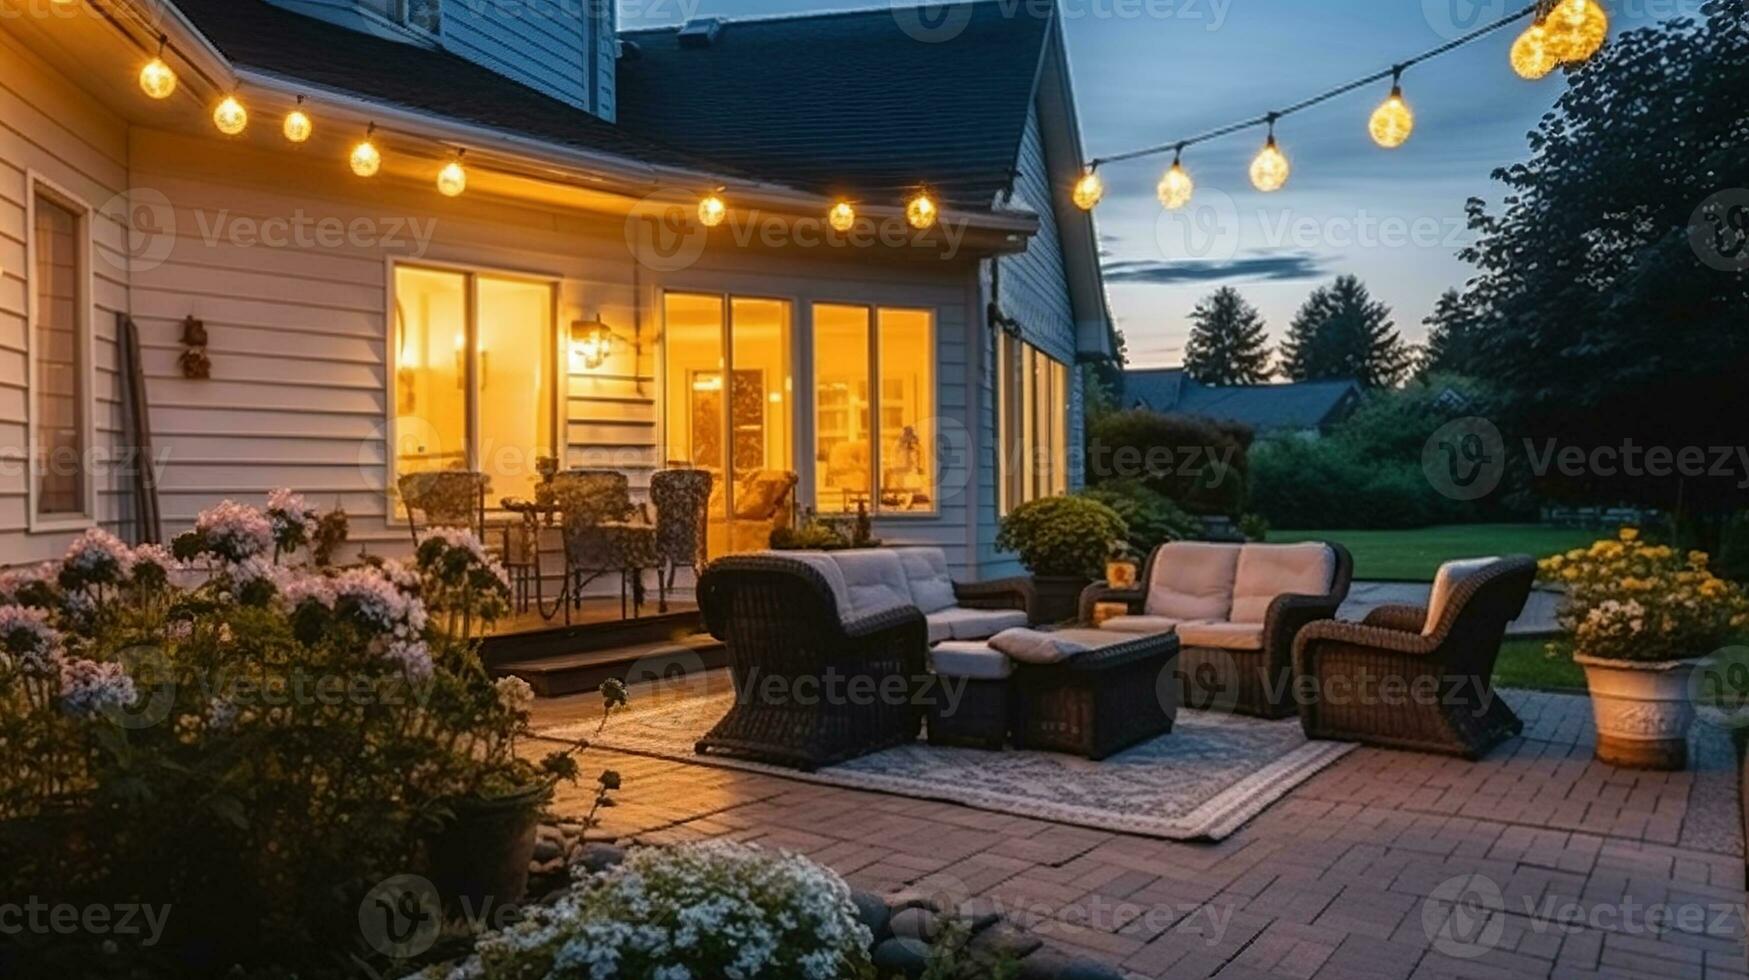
[997,333,1068,513]
[391,264,555,513]
[811,304,934,514]
[358,0,440,32]
[28,181,91,526]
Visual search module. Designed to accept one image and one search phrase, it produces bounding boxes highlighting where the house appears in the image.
[1124,368,1360,436]
[0,0,1112,585]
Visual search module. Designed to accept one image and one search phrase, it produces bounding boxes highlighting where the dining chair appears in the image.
[649,468,713,612]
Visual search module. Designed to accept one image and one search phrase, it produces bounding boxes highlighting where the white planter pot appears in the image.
[1574,655,1701,771]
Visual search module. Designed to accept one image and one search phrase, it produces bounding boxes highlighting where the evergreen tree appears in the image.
[1182,287,1273,385]
[1277,275,1411,388]
[1416,288,1484,379]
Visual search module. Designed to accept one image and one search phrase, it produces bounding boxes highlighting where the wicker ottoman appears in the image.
[1009,630,1180,760]
[925,642,1013,749]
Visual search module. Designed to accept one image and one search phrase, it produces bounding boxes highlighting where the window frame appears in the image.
[385,257,561,524]
[996,333,1069,516]
[808,301,937,518]
[24,171,97,534]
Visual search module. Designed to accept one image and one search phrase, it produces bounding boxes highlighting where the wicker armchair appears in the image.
[696,554,929,770]
[553,471,655,620]
[650,468,713,612]
[1079,541,1353,719]
[1292,555,1536,759]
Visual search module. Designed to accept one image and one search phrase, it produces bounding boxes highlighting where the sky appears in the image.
[620,0,1698,370]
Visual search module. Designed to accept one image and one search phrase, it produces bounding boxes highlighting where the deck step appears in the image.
[493,632,726,698]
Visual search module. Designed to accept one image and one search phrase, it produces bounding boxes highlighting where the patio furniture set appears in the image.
[695,542,1537,770]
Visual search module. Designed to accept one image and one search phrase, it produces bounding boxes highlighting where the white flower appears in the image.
[58,657,137,716]
[194,500,275,561]
[206,696,239,731]
[63,528,137,579]
[495,676,535,713]
[0,563,54,604]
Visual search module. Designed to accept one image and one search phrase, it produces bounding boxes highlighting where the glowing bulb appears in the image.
[213,95,248,136]
[1369,85,1415,149]
[283,109,313,144]
[1071,170,1104,211]
[1156,160,1193,210]
[437,159,467,197]
[1510,22,1558,80]
[1249,135,1289,193]
[1546,0,1608,63]
[697,194,726,227]
[905,192,937,230]
[351,138,382,177]
[828,201,856,232]
[139,58,177,100]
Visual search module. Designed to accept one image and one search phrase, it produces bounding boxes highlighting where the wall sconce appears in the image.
[570,316,618,370]
[179,315,211,379]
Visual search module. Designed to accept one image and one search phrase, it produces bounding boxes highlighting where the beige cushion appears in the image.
[894,547,958,614]
[1176,620,1265,651]
[769,551,855,621]
[930,642,1013,680]
[1098,615,1181,635]
[1230,543,1336,624]
[829,549,913,617]
[1425,557,1498,636]
[989,628,1088,664]
[1144,542,1242,621]
[924,615,954,644]
[929,606,1029,641]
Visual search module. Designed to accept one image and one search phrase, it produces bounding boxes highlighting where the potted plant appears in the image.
[995,495,1127,623]
[1540,528,1749,770]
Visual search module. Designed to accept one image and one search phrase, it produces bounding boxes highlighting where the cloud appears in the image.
[1102,252,1326,284]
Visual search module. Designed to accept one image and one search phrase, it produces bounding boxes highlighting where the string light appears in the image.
[1546,0,1608,63]
[697,192,726,227]
[1510,19,1558,79]
[1369,69,1415,149]
[1156,147,1193,210]
[138,38,177,100]
[350,124,381,177]
[1071,168,1104,211]
[828,201,856,232]
[905,190,937,230]
[1249,118,1290,192]
[437,151,467,197]
[283,96,313,143]
[212,94,248,136]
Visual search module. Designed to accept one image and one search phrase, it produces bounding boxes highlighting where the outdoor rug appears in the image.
[541,691,1354,841]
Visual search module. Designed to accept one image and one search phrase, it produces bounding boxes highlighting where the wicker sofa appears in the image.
[1079,540,1353,719]
[1293,555,1535,759]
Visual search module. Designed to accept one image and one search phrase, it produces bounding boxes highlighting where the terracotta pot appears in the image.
[1029,575,1089,625]
[429,784,550,912]
[1574,655,1701,770]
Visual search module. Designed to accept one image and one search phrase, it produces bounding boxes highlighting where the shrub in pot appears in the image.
[996,496,1127,622]
[1540,528,1749,769]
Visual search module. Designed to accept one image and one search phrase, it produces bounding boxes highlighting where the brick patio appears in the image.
[532,676,1748,979]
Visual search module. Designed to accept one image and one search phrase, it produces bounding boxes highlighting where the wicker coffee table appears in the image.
[1009,630,1180,760]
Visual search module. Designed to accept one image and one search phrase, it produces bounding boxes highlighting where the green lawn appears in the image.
[1493,637,1587,691]
[1269,524,1601,581]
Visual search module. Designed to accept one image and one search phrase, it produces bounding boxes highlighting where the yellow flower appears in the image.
[1619,527,1639,542]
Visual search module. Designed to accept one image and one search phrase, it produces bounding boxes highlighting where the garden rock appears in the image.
[967,922,1042,961]
[1016,949,1076,980]
[851,889,891,941]
[1056,955,1128,980]
[890,906,944,942]
[871,937,931,978]
[532,838,563,863]
[577,842,626,873]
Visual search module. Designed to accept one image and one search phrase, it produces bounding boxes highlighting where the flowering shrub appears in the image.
[0,493,613,976]
[415,842,874,980]
[1540,528,1749,663]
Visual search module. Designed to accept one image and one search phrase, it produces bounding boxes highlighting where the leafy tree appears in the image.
[1183,287,1273,384]
[1458,3,1749,531]
[1416,289,1486,379]
[1277,275,1411,388]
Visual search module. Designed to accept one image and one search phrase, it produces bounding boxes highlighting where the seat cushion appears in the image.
[927,606,1029,641]
[894,547,958,614]
[1230,543,1336,623]
[929,642,1013,680]
[1176,620,1265,651]
[767,551,855,621]
[989,628,1088,664]
[828,549,914,617]
[1145,542,1242,621]
[1098,615,1181,635]
[1425,557,1499,636]
[925,615,954,644]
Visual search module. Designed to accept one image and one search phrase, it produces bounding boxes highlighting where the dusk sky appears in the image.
[623,0,1696,369]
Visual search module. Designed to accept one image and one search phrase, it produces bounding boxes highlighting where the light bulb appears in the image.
[213,95,248,136]
[828,201,856,232]
[1369,86,1414,149]
[1071,170,1104,211]
[1546,0,1608,63]
[1156,161,1193,210]
[905,192,937,230]
[437,159,467,197]
[697,194,726,227]
[283,109,313,144]
[1249,135,1289,193]
[351,138,382,177]
[139,57,177,100]
[1511,22,1558,80]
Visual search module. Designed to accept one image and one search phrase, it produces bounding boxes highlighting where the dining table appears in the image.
[499,496,663,620]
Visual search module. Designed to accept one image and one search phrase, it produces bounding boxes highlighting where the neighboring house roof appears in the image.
[1125,368,1362,432]
[615,3,1054,210]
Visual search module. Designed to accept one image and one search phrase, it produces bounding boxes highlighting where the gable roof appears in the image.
[1125,368,1362,432]
[616,3,1054,210]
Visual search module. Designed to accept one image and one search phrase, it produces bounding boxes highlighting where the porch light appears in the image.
[1156,148,1193,210]
[351,125,382,177]
[569,317,615,370]
[1071,168,1103,211]
[139,53,177,100]
[213,95,248,136]
[905,190,937,230]
[283,98,313,143]
[437,154,467,197]
[1249,121,1289,193]
[1369,72,1414,149]
[1510,21,1558,79]
[697,193,726,227]
[828,201,856,232]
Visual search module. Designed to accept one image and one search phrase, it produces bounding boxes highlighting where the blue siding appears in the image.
[442,0,591,111]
